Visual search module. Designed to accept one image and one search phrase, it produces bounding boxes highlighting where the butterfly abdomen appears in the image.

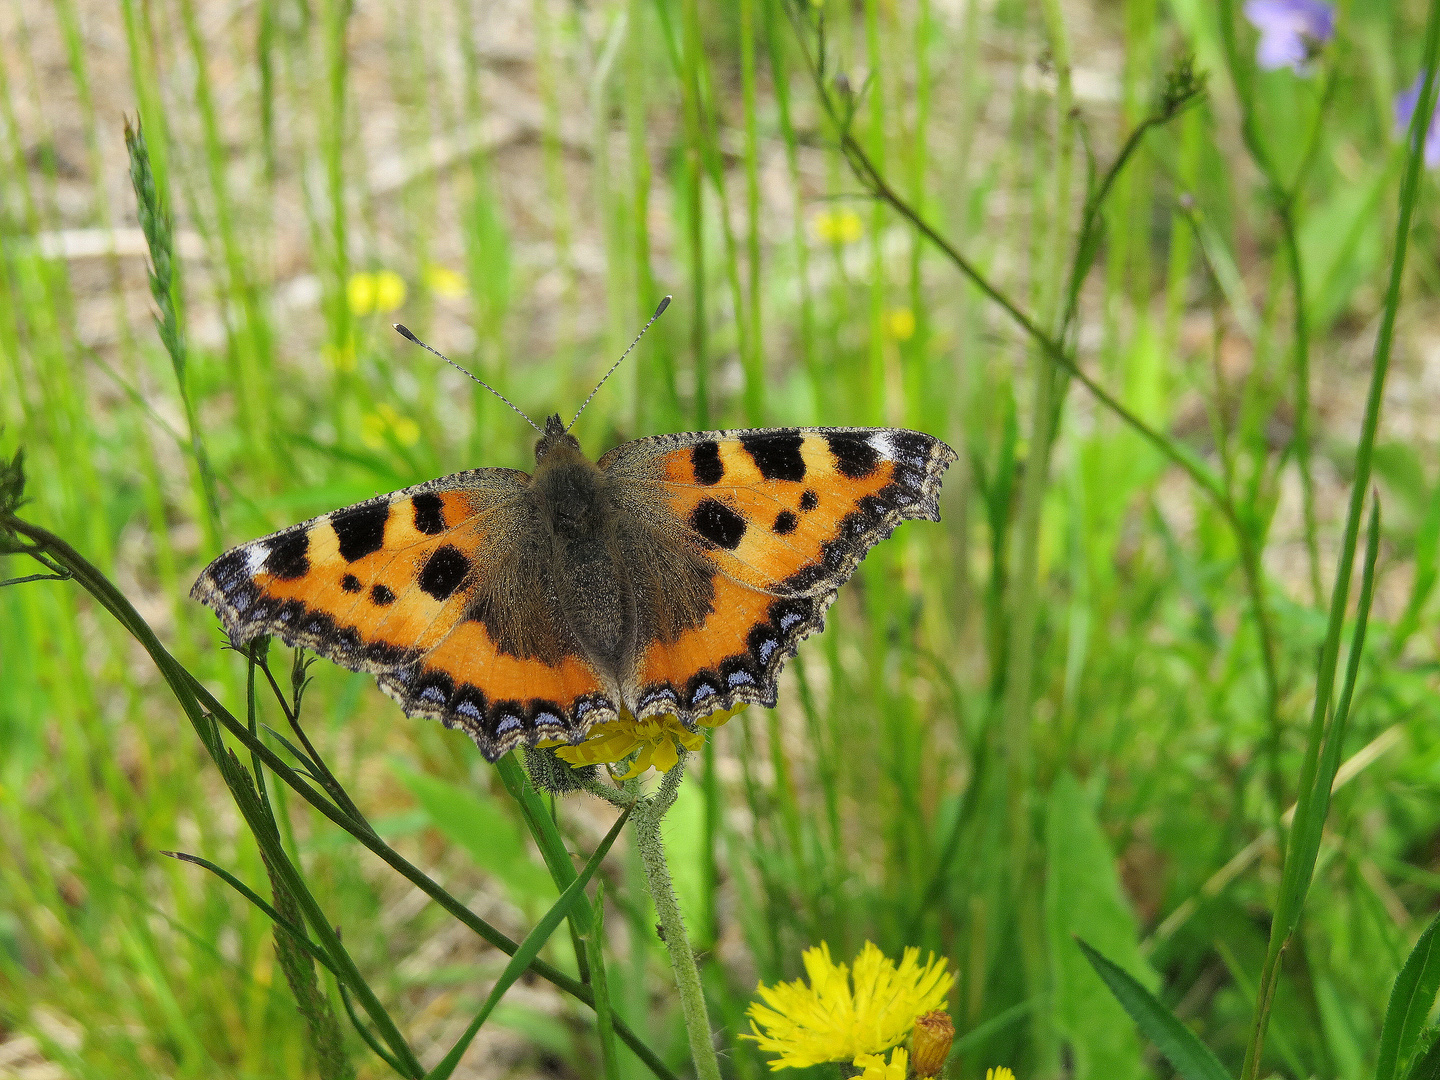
[533,444,639,687]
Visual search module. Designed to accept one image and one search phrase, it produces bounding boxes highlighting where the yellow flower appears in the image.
[424,264,468,298]
[987,1069,1016,1080]
[361,403,420,449]
[348,270,407,315]
[812,207,864,245]
[854,1047,908,1079]
[743,941,954,1070]
[540,706,742,779]
[886,307,916,341]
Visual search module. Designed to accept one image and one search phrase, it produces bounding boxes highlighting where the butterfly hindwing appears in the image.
[600,426,956,722]
[190,468,620,760]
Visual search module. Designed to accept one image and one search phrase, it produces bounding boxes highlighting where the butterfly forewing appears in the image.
[600,426,956,723]
[190,468,620,760]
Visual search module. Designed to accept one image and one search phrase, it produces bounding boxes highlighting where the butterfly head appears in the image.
[535,412,584,466]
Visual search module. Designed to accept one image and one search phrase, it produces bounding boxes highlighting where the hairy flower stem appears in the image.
[633,757,722,1080]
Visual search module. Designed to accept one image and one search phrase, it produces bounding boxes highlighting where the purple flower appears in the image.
[1243,0,1335,74]
[1395,73,1440,170]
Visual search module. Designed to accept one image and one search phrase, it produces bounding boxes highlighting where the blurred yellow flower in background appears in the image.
[423,264,468,298]
[812,207,864,245]
[886,307,916,341]
[743,941,954,1069]
[854,1047,908,1079]
[542,705,742,779]
[361,403,420,449]
[348,270,407,315]
[987,1068,1016,1080]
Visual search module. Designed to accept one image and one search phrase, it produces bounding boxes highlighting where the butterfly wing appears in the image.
[600,427,956,722]
[191,468,620,760]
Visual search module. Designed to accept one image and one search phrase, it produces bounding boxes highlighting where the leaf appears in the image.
[1406,1031,1440,1080]
[1373,442,1429,521]
[1076,938,1231,1080]
[1377,910,1440,1080]
[424,808,629,1080]
[391,761,553,906]
[1045,772,1156,1080]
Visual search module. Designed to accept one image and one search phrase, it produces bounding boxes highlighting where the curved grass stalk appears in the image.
[0,510,682,1080]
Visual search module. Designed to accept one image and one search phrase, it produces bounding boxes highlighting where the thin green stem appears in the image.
[789,15,1224,508]
[1215,0,1335,610]
[633,756,721,1080]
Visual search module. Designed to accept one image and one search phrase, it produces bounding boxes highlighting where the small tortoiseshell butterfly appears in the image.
[192,302,956,762]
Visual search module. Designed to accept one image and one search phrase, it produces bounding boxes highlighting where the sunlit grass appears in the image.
[3,0,1440,1078]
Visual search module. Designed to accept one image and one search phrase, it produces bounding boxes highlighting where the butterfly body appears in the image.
[193,419,956,761]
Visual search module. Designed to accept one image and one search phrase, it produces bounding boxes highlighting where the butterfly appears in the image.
[192,307,956,762]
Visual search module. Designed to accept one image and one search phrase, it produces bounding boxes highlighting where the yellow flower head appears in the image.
[539,706,742,779]
[812,207,864,245]
[742,941,954,1070]
[361,403,420,449]
[423,264,468,299]
[854,1046,908,1080]
[886,307,916,342]
[987,1069,1016,1080]
[348,270,407,315]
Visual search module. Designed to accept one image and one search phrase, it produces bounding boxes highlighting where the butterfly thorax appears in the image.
[530,419,638,689]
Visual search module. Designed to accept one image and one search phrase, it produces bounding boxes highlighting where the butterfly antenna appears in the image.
[568,295,672,431]
[392,324,542,435]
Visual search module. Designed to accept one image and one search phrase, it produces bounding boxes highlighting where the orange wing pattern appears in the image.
[601,427,956,723]
[190,470,619,760]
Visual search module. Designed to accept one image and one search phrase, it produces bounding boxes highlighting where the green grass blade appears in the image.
[1076,938,1232,1080]
[162,851,339,980]
[585,881,622,1080]
[424,807,630,1080]
[1406,1038,1440,1080]
[1377,911,1440,1080]
[1282,498,1381,918]
[495,752,595,933]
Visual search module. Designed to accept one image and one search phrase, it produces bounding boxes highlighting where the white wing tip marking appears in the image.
[244,544,270,574]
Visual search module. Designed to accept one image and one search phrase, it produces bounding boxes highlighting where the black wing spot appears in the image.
[418,545,470,601]
[370,583,396,606]
[265,532,311,580]
[826,433,879,479]
[799,489,819,512]
[690,498,747,550]
[741,432,807,482]
[340,573,363,593]
[692,441,724,485]
[773,509,799,535]
[412,492,447,535]
[332,502,390,562]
